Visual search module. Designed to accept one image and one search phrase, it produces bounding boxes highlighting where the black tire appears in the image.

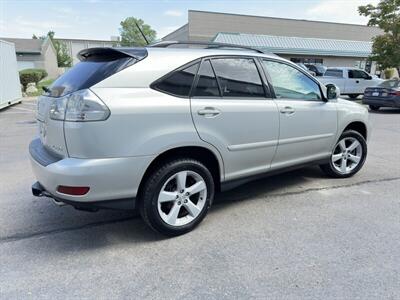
[320,130,367,178]
[139,158,214,236]
[348,94,360,99]
[369,105,380,111]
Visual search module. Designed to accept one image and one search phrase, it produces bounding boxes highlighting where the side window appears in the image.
[263,60,322,101]
[210,58,265,98]
[349,69,369,79]
[193,60,220,97]
[152,63,199,97]
[325,69,343,78]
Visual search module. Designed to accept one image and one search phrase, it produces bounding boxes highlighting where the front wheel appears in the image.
[320,130,367,178]
[369,105,380,111]
[139,159,214,236]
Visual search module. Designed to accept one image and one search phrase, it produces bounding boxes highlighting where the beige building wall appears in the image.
[162,24,189,41]
[188,10,382,42]
[43,42,59,79]
[57,39,116,65]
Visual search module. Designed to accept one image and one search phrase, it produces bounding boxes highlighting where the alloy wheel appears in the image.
[157,170,207,227]
[331,137,363,174]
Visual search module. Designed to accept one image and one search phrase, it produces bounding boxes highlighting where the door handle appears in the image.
[356,80,360,83]
[197,107,221,117]
[280,106,295,115]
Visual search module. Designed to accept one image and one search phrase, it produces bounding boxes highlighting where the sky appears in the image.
[0,0,379,40]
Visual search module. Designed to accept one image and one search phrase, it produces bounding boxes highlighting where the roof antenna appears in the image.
[135,21,149,45]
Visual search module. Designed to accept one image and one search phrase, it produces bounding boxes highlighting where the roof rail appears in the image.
[149,40,264,54]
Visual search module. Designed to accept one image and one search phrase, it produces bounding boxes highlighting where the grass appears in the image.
[26,78,55,97]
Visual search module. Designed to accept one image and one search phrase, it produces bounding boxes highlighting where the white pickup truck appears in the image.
[319,67,383,99]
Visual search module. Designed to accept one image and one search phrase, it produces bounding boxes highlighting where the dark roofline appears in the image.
[189,10,377,28]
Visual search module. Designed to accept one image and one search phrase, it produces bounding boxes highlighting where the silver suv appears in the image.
[30,42,370,235]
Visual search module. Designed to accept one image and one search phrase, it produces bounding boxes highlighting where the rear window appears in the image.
[325,69,343,77]
[378,80,400,88]
[46,48,146,97]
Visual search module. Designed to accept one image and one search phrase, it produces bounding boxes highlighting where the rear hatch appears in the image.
[36,47,147,158]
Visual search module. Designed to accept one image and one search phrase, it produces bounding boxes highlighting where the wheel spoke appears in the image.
[340,158,347,173]
[158,191,178,203]
[186,180,206,195]
[176,171,187,191]
[339,140,346,151]
[167,202,181,225]
[347,140,360,152]
[348,154,361,164]
[332,153,342,162]
[184,200,201,217]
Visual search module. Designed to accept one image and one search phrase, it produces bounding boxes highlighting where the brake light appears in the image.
[49,89,110,122]
[57,185,90,196]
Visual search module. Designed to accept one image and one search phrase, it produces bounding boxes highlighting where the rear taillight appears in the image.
[389,90,400,96]
[49,89,110,122]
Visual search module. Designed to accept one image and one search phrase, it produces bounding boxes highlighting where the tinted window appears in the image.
[48,57,135,97]
[193,60,220,97]
[263,60,322,101]
[348,70,369,79]
[325,69,344,78]
[153,63,199,97]
[211,58,265,98]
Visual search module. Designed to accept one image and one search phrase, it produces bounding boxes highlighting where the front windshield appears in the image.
[378,80,400,88]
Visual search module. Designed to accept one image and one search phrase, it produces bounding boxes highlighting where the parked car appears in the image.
[305,64,326,76]
[363,79,400,111]
[296,63,316,76]
[30,42,370,236]
[320,67,383,98]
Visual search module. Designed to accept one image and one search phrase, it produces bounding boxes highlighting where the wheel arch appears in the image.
[137,145,223,197]
[343,121,368,140]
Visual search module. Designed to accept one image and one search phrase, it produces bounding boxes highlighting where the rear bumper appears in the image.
[29,139,154,210]
[362,97,400,108]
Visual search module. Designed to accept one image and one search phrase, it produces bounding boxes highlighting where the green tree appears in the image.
[119,17,156,46]
[34,31,72,67]
[359,0,400,76]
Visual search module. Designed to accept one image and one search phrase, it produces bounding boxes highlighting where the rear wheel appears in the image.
[320,130,367,178]
[348,94,360,99]
[139,158,214,236]
[369,105,380,111]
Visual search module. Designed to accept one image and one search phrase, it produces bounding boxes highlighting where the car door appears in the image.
[347,69,370,94]
[190,57,279,181]
[261,59,338,169]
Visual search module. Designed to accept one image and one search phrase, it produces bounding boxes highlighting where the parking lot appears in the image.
[0,98,399,299]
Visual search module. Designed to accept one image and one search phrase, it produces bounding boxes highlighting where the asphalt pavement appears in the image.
[0,98,399,299]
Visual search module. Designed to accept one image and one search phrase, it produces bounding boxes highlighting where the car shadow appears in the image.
[22,166,326,254]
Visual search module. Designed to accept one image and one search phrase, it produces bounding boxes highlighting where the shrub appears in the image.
[19,68,48,88]
[384,68,395,79]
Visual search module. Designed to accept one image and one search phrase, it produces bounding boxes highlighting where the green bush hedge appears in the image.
[19,68,48,88]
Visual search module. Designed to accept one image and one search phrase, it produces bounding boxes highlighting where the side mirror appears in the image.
[326,84,340,100]
[367,75,372,80]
